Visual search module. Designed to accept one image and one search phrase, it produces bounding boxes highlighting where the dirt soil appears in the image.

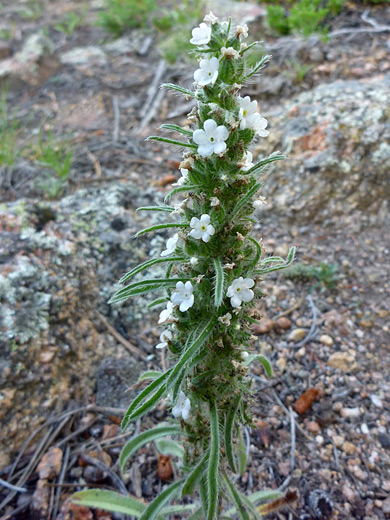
[0,1,390,519]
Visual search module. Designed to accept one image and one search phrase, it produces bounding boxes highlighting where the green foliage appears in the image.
[284,261,339,291]
[0,92,19,167]
[266,0,347,37]
[54,12,83,35]
[96,0,158,36]
[33,131,73,199]
[266,5,290,35]
[284,59,313,84]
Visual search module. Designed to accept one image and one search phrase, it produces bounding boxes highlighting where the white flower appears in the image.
[155,330,172,349]
[193,119,229,157]
[172,390,191,421]
[239,150,254,172]
[172,168,189,187]
[193,57,219,86]
[227,277,255,308]
[190,22,211,46]
[221,47,240,59]
[238,96,269,137]
[204,11,218,24]
[240,351,249,360]
[190,257,198,266]
[210,197,220,207]
[253,196,267,209]
[237,24,249,38]
[161,233,179,257]
[158,301,175,324]
[218,312,232,326]
[189,214,215,243]
[171,281,194,312]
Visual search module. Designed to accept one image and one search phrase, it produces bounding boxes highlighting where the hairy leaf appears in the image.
[146,135,196,149]
[120,424,181,473]
[161,123,193,137]
[72,489,145,516]
[118,257,186,284]
[109,278,189,304]
[160,83,195,98]
[136,205,175,212]
[242,354,272,378]
[155,438,185,459]
[135,222,187,238]
[213,257,225,307]
[121,370,172,430]
[207,401,220,520]
[221,472,250,520]
[182,451,209,496]
[139,479,184,520]
[229,182,261,220]
[225,396,241,473]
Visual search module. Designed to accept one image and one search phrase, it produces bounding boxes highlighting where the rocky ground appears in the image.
[0,0,389,519]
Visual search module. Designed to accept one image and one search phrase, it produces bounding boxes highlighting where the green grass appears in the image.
[0,92,20,167]
[265,0,346,37]
[33,131,73,199]
[283,261,339,292]
[54,12,84,35]
[96,0,202,62]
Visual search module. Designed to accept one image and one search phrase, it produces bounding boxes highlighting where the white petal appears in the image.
[230,295,242,308]
[189,228,203,240]
[197,144,214,157]
[215,125,229,141]
[201,232,210,242]
[193,129,208,145]
[200,214,210,224]
[204,119,218,134]
[240,289,254,303]
[207,224,215,235]
[213,141,226,155]
[179,295,194,311]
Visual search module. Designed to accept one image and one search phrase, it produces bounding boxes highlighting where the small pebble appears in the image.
[342,441,357,455]
[370,394,383,408]
[276,317,291,330]
[319,334,333,346]
[361,423,370,434]
[333,435,345,448]
[306,421,321,434]
[315,435,324,445]
[341,407,361,419]
[288,328,307,342]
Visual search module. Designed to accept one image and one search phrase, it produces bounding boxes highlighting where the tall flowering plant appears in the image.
[73,13,295,520]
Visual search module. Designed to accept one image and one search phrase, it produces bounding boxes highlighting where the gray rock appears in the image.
[0,31,55,86]
[60,46,107,66]
[256,74,390,229]
[95,357,141,409]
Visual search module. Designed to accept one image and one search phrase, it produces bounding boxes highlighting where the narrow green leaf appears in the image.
[244,54,271,80]
[125,383,168,424]
[138,371,163,382]
[164,184,207,203]
[243,354,272,378]
[182,451,209,496]
[239,493,263,520]
[239,40,261,55]
[136,206,175,213]
[213,257,224,307]
[259,256,284,266]
[248,489,283,504]
[118,257,186,284]
[72,489,145,516]
[186,508,204,520]
[161,123,193,137]
[122,370,172,430]
[135,222,187,238]
[148,297,168,308]
[161,504,198,516]
[229,182,261,220]
[120,424,181,473]
[236,427,247,476]
[167,318,215,389]
[207,401,220,520]
[139,479,184,520]
[146,135,196,149]
[244,151,285,176]
[109,278,190,304]
[155,438,185,459]
[247,236,262,269]
[255,246,296,275]
[221,472,250,520]
[161,83,195,98]
[199,477,208,517]
[225,397,241,473]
